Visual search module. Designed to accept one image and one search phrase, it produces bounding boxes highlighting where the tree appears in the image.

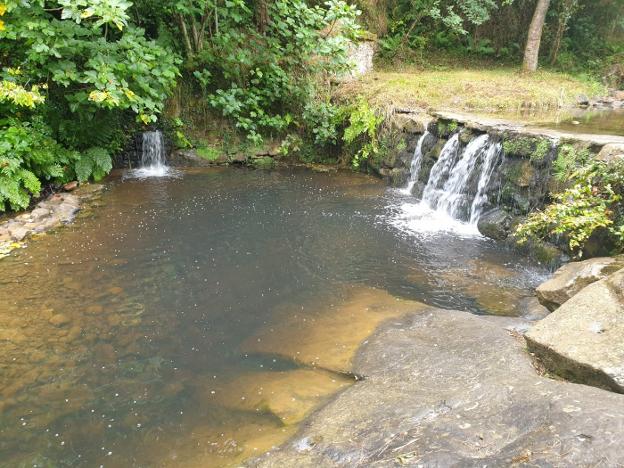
[522,0,551,72]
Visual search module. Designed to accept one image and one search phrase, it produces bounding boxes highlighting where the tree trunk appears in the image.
[522,0,551,72]
[177,14,194,58]
[550,0,577,65]
[256,0,269,34]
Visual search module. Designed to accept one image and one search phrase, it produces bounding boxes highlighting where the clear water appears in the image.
[0,168,547,467]
[533,108,624,136]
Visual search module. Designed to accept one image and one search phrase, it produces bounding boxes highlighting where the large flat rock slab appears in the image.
[249,310,624,467]
[536,256,624,311]
[527,268,624,393]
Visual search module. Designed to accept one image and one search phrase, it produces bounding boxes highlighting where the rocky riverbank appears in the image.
[244,253,624,466]
[0,184,104,259]
[528,257,624,393]
[248,308,624,467]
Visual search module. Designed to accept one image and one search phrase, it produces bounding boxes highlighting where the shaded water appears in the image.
[0,168,546,467]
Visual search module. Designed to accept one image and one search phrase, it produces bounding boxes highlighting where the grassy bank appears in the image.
[338,65,606,115]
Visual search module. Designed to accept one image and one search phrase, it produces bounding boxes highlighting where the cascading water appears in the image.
[470,140,502,224]
[128,130,173,178]
[400,131,429,195]
[420,134,461,204]
[394,131,503,236]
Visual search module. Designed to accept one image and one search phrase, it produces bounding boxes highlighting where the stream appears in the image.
[0,167,548,467]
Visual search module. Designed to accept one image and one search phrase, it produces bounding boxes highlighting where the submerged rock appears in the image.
[526,268,624,393]
[197,369,351,425]
[249,310,624,467]
[241,287,428,375]
[536,256,624,311]
[48,313,71,327]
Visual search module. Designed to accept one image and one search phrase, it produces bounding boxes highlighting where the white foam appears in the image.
[387,201,482,238]
[124,166,180,179]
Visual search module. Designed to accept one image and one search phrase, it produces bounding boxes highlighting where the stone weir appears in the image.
[370,108,624,243]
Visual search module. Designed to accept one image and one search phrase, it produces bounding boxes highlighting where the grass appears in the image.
[338,64,606,117]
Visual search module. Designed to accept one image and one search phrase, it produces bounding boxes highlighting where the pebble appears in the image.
[49,314,71,327]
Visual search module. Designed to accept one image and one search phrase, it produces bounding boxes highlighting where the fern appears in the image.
[74,146,112,182]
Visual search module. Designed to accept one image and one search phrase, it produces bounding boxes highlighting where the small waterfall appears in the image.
[128,130,173,178]
[392,131,503,236]
[401,131,429,195]
[470,141,502,224]
[421,134,461,206]
[427,134,490,219]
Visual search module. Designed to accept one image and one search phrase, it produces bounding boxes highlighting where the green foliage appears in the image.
[515,159,624,256]
[0,0,180,211]
[552,143,591,181]
[172,0,361,144]
[342,100,383,168]
[196,146,221,161]
[74,147,113,182]
[502,136,551,162]
[0,118,78,211]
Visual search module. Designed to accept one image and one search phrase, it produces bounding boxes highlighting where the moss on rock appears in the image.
[502,135,551,161]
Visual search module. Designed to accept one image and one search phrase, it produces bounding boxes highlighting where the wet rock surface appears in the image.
[249,309,624,467]
[536,256,624,311]
[527,268,624,393]
[0,184,104,258]
[477,208,513,240]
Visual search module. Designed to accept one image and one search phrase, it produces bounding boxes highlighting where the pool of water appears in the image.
[535,108,624,136]
[0,167,547,467]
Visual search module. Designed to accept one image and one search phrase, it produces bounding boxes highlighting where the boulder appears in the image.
[390,113,430,134]
[8,225,29,241]
[477,208,512,240]
[536,256,624,310]
[29,207,50,221]
[526,268,624,393]
[386,167,408,187]
[63,181,79,192]
[518,296,550,321]
[596,143,624,164]
[249,310,624,467]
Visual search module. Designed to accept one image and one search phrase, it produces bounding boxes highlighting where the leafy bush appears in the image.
[0,119,78,211]
[515,160,624,256]
[342,100,383,168]
[74,147,113,183]
[179,0,360,144]
[0,0,179,211]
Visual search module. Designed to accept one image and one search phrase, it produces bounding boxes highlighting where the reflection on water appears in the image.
[535,108,624,136]
[0,167,546,466]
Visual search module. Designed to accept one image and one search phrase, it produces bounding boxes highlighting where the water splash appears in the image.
[400,131,430,195]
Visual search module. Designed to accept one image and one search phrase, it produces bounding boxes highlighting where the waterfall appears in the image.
[392,131,503,236]
[129,130,172,178]
[421,133,461,206]
[401,131,429,195]
[423,134,492,221]
[470,141,502,224]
